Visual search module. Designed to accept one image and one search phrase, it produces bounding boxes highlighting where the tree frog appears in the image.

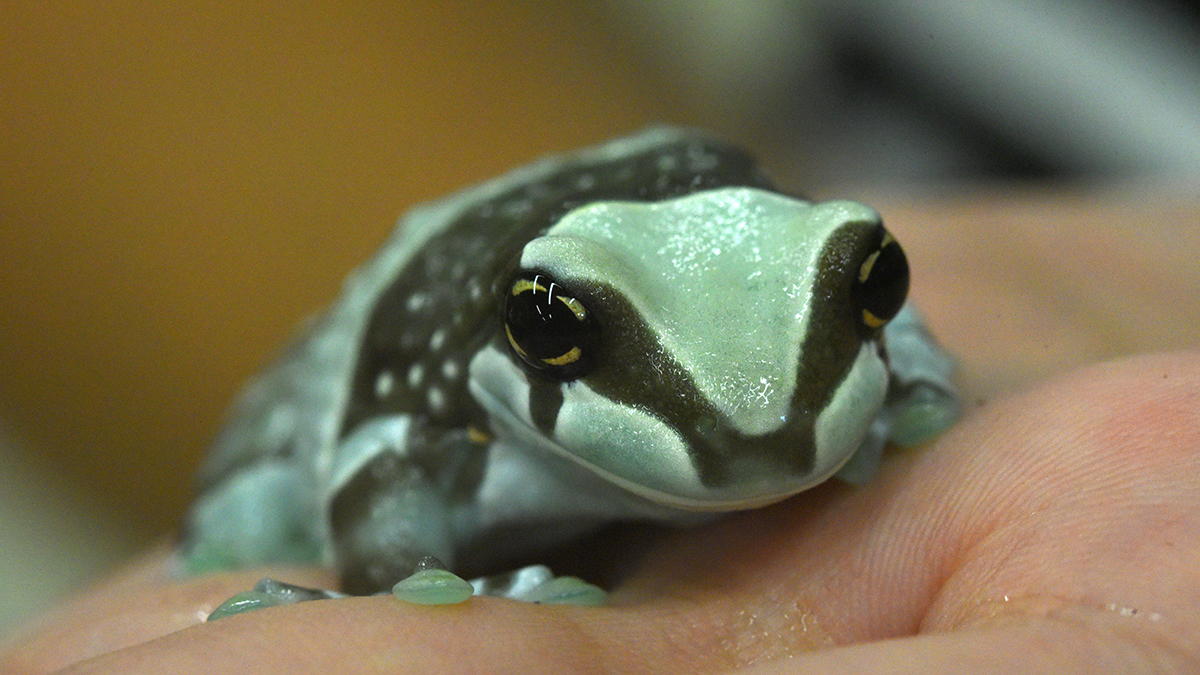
[183,128,960,618]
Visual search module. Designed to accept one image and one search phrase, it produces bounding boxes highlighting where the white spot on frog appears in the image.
[429,329,447,352]
[407,364,424,389]
[375,370,395,398]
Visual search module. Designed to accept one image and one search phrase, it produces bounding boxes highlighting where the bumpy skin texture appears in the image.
[182,129,958,597]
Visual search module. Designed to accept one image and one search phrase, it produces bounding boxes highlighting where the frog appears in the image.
[182,127,960,619]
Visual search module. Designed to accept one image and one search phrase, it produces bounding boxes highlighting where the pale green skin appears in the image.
[190,130,961,616]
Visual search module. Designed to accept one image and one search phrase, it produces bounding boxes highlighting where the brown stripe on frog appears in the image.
[574,220,882,488]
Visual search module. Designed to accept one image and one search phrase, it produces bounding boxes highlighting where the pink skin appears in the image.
[4,192,1198,675]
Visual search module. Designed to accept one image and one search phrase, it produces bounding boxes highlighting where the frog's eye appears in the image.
[852,226,909,330]
[504,273,599,380]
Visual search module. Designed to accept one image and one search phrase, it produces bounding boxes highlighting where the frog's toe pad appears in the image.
[206,590,285,621]
[468,564,608,605]
[206,578,343,621]
[392,568,475,605]
[890,386,962,448]
[516,576,608,606]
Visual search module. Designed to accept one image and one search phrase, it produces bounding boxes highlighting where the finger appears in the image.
[11,352,1200,674]
[618,351,1200,652]
[921,350,1200,636]
[0,548,335,673]
[727,616,1189,675]
[884,193,1200,396]
[48,597,701,675]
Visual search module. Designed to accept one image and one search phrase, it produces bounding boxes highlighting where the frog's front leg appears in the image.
[203,417,464,619]
[333,444,607,606]
[204,417,603,620]
[205,450,459,620]
[328,451,456,595]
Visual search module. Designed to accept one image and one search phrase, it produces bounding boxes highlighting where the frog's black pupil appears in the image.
[505,275,597,380]
[853,227,910,328]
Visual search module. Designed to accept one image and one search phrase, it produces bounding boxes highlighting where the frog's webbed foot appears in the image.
[204,556,466,620]
[206,578,347,621]
[879,303,962,448]
[206,557,607,620]
[391,557,607,607]
[885,381,962,447]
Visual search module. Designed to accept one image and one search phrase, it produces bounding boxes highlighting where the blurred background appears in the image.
[1,0,1197,636]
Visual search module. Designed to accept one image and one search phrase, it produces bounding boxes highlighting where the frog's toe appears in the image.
[470,564,607,606]
[391,556,475,605]
[206,589,285,621]
[516,576,608,606]
[391,568,475,605]
[206,578,344,621]
[889,385,962,448]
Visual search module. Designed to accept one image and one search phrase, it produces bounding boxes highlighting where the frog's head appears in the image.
[469,187,909,511]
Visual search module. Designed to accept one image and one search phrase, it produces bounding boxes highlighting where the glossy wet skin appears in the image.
[336,135,776,442]
[338,138,913,512]
[478,191,906,508]
[185,131,946,598]
[186,132,790,585]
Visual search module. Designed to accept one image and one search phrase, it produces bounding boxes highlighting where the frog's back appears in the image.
[194,128,777,496]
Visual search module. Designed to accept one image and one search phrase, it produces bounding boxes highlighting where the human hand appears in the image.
[4,191,1198,674]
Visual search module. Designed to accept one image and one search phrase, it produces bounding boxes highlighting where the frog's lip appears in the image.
[469,377,805,513]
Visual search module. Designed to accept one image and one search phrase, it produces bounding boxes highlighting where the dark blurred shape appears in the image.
[598,0,1200,183]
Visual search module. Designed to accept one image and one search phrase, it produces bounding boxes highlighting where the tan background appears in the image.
[0,1,696,532]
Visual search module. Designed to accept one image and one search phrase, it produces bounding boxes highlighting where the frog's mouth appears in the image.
[468,344,819,513]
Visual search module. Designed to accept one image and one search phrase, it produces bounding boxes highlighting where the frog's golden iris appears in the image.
[504,273,597,379]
